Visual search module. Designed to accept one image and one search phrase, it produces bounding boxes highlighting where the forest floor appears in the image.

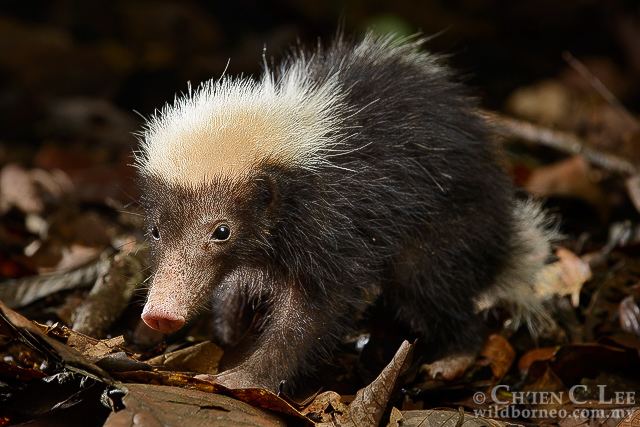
[2,4,640,426]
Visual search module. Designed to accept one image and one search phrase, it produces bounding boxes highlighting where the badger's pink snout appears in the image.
[141,305,186,334]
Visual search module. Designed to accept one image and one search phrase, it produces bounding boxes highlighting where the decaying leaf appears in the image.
[113,369,311,422]
[619,295,640,337]
[305,340,413,426]
[625,175,640,214]
[398,409,516,427]
[301,391,348,424]
[0,299,112,382]
[0,164,45,214]
[618,409,640,427]
[535,247,592,306]
[479,334,515,380]
[103,383,287,427]
[421,353,475,381]
[0,164,74,215]
[524,343,640,386]
[517,347,558,374]
[146,341,223,375]
[39,243,102,274]
[525,156,605,210]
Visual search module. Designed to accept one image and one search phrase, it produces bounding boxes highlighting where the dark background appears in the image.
[0,0,637,137]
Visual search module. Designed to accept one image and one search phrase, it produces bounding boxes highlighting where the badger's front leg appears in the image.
[212,283,339,390]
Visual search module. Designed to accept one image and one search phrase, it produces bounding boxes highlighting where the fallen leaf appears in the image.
[114,370,311,422]
[0,299,111,382]
[480,334,515,380]
[0,164,45,214]
[103,383,287,427]
[387,407,403,426]
[305,340,413,427]
[619,296,640,337]
[421,353,475,381]
[518,347,559,374]
[39,243,101,274]
[626,175,640,214]
[535,247,592,306]
[66,333,127,362]
[525,156,605,210]
[618,409,640,427]
[524,344,640,386]
[399,409,515,427]
[146,341,223,375]
[505,79,572,126]
[301,391,346,423]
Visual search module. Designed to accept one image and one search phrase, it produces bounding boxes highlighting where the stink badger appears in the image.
[135,34,556,390]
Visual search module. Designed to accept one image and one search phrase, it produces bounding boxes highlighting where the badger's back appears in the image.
[275,36,517,298]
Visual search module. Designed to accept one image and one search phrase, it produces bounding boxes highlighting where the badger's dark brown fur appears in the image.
[136,34,555,390]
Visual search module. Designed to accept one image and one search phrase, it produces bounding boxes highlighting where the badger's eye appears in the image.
[151,225,160,240]
[211,224,231,242]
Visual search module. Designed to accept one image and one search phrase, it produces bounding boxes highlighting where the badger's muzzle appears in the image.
[141,251,213,334]
[141,302,186,334]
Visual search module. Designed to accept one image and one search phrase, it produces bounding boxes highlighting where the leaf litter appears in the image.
[3,4,640,426]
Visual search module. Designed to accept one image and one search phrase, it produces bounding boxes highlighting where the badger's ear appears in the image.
[253,173,280,212]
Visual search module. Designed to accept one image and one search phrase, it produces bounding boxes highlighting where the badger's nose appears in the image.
[141,307,186,334]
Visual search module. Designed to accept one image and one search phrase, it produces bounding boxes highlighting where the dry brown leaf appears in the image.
[146,341,223,375]
[421,353,475,381]
[618,409,640,427]
[66,333,126,362]
[525,156,605,209]
[0,299,112,382]
[626,175,640,214]
[0,251,109,309]
[387,407,404,427]
[0,163,45,214]
[301,391,347,423]
[39,243,101,274]
[113,370,312,422]
[306,340,413,427]
[103,383,287,427]
[518,347,559,374]
[619,295,640,337]
[505,79,572,126]
[399,409,516,427]
[0,164,73,215]
[535,247,592,306]
[480,334,515,380]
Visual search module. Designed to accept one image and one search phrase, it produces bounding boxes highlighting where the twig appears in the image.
[0,251,112,308]
[562,51,639,130]
[481,110,638,175]
[72,245,148,337]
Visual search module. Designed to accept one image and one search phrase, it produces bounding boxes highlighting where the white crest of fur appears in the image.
[136,62,347,185]
[475,200,561,334]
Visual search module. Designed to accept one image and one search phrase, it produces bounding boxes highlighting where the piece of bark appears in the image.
[0,251,110,308]
[72,246,146,337]
[482,110,637,175]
